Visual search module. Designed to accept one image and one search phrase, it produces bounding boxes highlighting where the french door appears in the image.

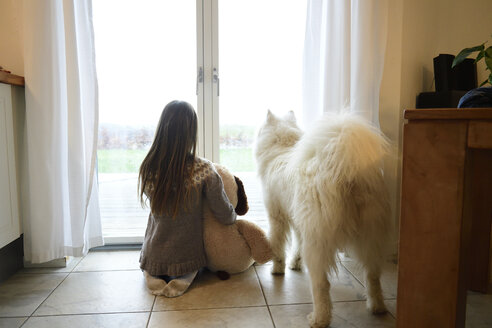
[93,0,305,243]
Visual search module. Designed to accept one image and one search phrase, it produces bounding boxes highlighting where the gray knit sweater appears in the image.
[139,157,237,276]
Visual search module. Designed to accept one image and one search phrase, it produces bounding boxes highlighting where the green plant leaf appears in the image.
[479,78,488,86]
[484,46,492,70]
[475,50,485,63]
[452,44,485,67]
[485,54,492,72]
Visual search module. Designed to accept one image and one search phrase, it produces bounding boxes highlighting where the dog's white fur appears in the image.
[255,110,392,328]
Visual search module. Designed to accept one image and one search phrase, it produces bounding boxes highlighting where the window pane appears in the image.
[93,0,197,241]
[218,0,306,231]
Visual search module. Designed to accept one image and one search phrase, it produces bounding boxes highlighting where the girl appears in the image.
[138,100,237,297]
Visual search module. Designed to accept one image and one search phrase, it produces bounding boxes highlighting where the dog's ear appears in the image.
[234,176,249,215]
[266,110,277,124]
[286,110,296,123]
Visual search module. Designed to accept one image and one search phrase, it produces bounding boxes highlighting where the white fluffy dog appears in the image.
[255,110,392,328]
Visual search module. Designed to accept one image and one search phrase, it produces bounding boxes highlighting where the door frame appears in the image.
[197,0,219,162]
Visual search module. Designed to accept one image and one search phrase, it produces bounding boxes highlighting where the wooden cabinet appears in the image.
[397,108,492,328]
[0,82,20,248]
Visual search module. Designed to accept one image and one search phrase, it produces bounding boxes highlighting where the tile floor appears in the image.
[0,250,491,328]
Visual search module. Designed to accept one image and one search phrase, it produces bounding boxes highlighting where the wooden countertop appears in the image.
[0,71,25,86]
[405,108,492,120]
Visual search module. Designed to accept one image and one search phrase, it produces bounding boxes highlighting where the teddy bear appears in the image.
[203,164,272,279]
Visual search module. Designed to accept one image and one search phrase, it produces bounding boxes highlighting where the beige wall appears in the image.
[379,0,492,249]
[399,0,491,108]
[0,0,23,76]
[379,0,404,250]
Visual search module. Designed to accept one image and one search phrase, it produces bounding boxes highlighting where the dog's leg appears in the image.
[268,214,289,274]
[364,266,387,314]
[352,247,387,313]
[289,226,302,271]
[350,243,387,314]
[305,260,332,328]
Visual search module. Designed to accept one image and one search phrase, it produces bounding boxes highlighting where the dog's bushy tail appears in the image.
[291,113,389,184]
[290,113,391,274]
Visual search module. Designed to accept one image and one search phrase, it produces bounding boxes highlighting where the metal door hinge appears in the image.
[196,66,203,95]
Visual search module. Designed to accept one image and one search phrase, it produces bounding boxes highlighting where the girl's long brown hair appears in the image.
[138,100,197,218]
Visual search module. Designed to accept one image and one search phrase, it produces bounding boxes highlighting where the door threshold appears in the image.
[92,243,142,251]
[95,235,144,250]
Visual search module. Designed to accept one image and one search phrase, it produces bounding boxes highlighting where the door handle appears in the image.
[213,67,220,96]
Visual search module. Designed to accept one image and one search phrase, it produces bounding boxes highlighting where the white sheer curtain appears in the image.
[302,0,388,128]
[22,0,103,263]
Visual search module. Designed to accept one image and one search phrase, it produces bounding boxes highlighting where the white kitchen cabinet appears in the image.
[0,82,20,249]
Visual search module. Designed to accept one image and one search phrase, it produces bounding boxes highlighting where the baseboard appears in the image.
[24,257,69,268]
[0,235,24,283]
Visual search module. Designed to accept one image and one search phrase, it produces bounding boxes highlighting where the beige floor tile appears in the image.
[386,299,396,318]
[270,301,395,328]
[269,303,312,328]
[254,264,312,304]
[0,317,27,328]
[256,263,366,305]
[342,260,397,299]
[148,307,274,328]
[23,312,149,328]
[0,273,66,317]
[466,294,492,328]
[153,267,265,311]
[384,294,492,325]
[34,271,154,315]
[73,250,140,271]
[21,257,83,274]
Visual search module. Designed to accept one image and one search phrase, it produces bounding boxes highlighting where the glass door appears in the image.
[93,0,199,243]
[93,0,306,242]
[217,0,307,231]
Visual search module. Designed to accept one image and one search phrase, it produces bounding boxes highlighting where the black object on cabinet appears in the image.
[416,54,477,108]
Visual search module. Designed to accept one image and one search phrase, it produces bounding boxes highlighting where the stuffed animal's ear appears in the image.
[234,176,249,215]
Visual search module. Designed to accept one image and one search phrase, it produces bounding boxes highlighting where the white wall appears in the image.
[0,0,23,76]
